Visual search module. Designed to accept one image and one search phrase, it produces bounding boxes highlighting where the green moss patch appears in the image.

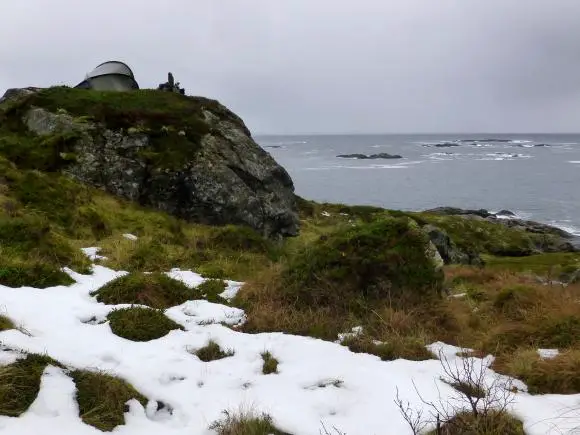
[279,217,443,310]
[193,340,234,362]
[196,279,228,304]
[0,354,60,417]
[0,261,73,288]
[92,272,196,309]
[342,335,434,362]
[107,307,183,342]
[261,352,279,374]
[72,370,147,432]
[484,252,580,276]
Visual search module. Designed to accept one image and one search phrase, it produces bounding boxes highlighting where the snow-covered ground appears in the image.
[0,250,579,434]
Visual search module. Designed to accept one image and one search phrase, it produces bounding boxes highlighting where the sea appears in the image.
[255,134,580,236]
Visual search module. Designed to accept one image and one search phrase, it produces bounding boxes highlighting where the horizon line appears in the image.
[253,132,580,136]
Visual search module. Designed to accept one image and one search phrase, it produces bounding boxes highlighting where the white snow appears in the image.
[0,255,579,434]
[80,247,108,261]
[321,211,331,217]
[538,349,560,360]
[123,233,139,241]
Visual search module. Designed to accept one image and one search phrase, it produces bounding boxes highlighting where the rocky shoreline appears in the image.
[424,206,580,251]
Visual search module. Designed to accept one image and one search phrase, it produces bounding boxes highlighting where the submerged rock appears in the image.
[0,87,300,238]
[337,153,403,159]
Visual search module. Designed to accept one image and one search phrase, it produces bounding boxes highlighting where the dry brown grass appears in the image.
[493,348,580,394]
[431,410,525,435]
[209,408,289,435]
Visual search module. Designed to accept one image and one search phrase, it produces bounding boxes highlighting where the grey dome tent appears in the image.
[75,61,139,91]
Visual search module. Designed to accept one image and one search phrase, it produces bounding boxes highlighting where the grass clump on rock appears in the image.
[210,409,289,435]
[193,340,234,362]
[72,370,147,432]
[279,217,443,310]
[431,410,525,435]
[0,315,14,331]
[261,352,279,374]
[107,307,183,342]
[0,354,60,417]
[92,272,196,309]
[342,335,434,362]
[196,279,228,304]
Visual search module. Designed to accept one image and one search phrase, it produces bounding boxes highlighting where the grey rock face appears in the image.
[17,93,299,238]
[422,224,484,266]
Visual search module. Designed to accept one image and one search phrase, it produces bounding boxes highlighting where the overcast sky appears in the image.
[2,1,580,134]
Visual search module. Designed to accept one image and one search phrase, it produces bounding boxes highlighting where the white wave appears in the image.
[509,140,533,144]
[569,161,580,164]
[550,222,580,236]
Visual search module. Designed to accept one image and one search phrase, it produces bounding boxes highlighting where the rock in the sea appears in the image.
[434,142,461,148]
[422,225,484,266]
[495,209,516,217]
[336,153,402,159]
[1,87,300,238]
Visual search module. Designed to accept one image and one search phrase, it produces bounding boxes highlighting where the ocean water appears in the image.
[255,134,580,235]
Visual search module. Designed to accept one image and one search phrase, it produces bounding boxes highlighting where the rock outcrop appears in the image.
[422,224,484,266]
[336,153,403,159]
[424,207,579,253]
[0,87,300,238]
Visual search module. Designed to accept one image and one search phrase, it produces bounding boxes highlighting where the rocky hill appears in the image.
[0,87,299,239]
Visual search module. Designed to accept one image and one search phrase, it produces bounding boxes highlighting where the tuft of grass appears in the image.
[0,261,74,288]
[193,340,234,362]
[431,410,525,434]
[484,252,580,277]
[342,335,434,362]
[91,272,197,309]
[0,315,14,331]
[196,279,228,304]
[0,353,60,417]
[493,348,580,394]
[446,381,487,399]
[72,370,147,432]
[209,409,289,435]
[261,352,279,374]
[107,307,183,342]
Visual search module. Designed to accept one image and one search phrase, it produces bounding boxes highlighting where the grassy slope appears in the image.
[0,87,578,404]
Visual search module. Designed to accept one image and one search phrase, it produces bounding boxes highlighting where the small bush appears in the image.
[209,409,289,435]
[0,315,14,331]
[92,272,196,309]
[279,217,443,310]
[193,340,234,362]
[432,410,525,434]
[107,307,183,342]
[196,279,228,304]
[0,354,59,417]
[261,352,279,374]
[72,370,147,432]
[343,335,434,361]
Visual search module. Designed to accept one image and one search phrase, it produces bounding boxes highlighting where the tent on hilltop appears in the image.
[75,61,139,91]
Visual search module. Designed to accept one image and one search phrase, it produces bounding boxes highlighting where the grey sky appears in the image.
[2,0,580,134]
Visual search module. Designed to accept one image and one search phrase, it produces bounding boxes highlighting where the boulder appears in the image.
[1,87,300,238]
[422,224,484,266]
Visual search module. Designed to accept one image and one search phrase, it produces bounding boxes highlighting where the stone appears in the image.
[422,224,484,266]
